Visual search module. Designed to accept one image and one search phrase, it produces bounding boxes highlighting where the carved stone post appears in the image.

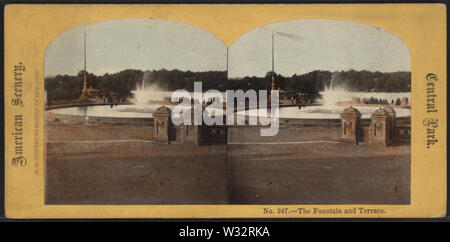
[153,105,172,144]
[340,106,361,144]
[181,105,204,146]
[369,108,391,146]
[385,106,397,140]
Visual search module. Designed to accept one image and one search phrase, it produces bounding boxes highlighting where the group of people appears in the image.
[290,93,312,105]
[101,94,125,108]
[360,97,407,106]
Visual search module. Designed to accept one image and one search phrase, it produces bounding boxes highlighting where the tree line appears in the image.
[45,69,411,101]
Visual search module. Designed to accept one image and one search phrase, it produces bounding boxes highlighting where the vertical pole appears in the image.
[84,31,86,75]
[271,32,276,91]
[226,47,229,80]
[272,31,274,74]
[83,31,87,93]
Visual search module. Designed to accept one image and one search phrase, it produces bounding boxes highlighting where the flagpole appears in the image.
[83,30,87,93]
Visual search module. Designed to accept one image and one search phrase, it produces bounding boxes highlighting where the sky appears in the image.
[45,18,227,77]
[228,19,411,78]
[45,18,410,78]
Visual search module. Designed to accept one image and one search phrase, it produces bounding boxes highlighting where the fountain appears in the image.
[237,73,411,120]
[47,71,411,121]
[46,72,222,119]
[47,71,174,119]
[131,71,173,106]
[46,27,411,123]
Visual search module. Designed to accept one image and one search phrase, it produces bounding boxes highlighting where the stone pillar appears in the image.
[369,108,391,146]
[385,106,397,140]
[153,105,172,144]
[340,106,361,143]
[181,105,204,145]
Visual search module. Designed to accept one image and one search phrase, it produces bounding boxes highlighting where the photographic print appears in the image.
[44,18,411,205]
[4,4,446,218]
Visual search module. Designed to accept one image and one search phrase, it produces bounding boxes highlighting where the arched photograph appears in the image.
[44,18,411,205]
